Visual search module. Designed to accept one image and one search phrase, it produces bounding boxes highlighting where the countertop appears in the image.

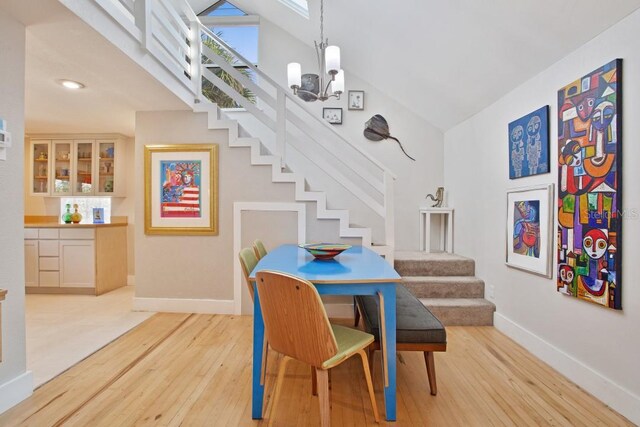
[25,216,128,228]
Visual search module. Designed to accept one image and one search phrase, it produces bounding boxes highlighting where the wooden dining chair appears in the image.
[256,270,379,426]
[253,239,268,260]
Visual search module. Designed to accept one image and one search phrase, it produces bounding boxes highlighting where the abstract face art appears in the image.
[508,106,549,179]
[557,59,622,310]
[513,200,540,258]
[160,161,202,218]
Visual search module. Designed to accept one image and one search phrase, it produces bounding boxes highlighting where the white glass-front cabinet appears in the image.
[52,140,73,196]
[29,136,125,197]
[31,140,51,195]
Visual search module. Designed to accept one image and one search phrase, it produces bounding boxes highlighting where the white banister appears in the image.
[134,0,152,50]
[189,18,202,102]
[383,171,395,247]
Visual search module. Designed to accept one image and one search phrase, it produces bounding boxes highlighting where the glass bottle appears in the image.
[71,203,83,224]
[62,204,73,224]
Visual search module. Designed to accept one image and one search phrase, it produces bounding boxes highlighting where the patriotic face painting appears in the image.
[160,161,202,218]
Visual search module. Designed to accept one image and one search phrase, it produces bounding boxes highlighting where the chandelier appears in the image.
[287,0,344,102]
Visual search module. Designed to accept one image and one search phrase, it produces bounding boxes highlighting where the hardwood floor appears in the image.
[0,313,632,426]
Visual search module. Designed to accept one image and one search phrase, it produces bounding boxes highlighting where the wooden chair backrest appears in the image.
[256,271,338,367]
[239,247,259,301]
[253,239,268,260]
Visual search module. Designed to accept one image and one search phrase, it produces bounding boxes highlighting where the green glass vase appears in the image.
[62,204,73,224]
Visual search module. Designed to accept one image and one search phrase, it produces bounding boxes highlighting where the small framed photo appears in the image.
[322,108,343,125]
[92,208,105,224]
[506,184,554,277]
[348,90,365,110]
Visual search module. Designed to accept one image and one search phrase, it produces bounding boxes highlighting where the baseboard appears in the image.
[0,371,33,415]
[127,275,135,286]
[132,297,235,314]
[495,313,640,425]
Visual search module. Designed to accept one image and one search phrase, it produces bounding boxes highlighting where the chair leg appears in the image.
[369,349,376,387]
[424,351,437,396]
[311,366,318,396]
[354,298,361,327]
[268,355,290,426]
[261,339,269,385]
[357,349,380,423]
[316,368,331,427]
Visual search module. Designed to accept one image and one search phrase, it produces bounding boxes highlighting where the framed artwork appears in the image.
[92,208,105,224]
[348,90,365,110]
[508,106,550,179]
[557,59,622,310]
[506,184,554,277]
[144,144,219,235]
[322,107,343,125]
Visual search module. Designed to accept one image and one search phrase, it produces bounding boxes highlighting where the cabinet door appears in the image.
[95,140,117,195]
[52,140,73,196]
[59,240,95,288]
[24,240,39,287]
[73,140,95,195]
[31,140,51,195]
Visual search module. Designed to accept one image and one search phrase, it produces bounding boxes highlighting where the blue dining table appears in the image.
[248,244,401,421]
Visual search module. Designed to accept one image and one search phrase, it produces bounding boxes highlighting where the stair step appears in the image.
[403,276,484,298]
[394,252,475,276]
[420,298,495,326]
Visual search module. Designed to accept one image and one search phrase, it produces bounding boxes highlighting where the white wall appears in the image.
[444,9,640,424]
[243,18,445,250]
[0,11,33,414]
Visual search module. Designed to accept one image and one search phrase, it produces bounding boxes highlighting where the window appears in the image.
[60,197,112,224]
[198,2,259,109]
[278,0,309,19]
[198,1,247,17]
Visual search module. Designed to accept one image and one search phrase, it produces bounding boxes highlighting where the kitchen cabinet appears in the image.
[28,135,126,197]
[24,221,127,295]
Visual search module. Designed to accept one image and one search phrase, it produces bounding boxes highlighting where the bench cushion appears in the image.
[355,284,446,344]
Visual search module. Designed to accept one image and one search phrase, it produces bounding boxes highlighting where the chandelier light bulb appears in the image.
[325,46,340,75]
[287,62,302,88]
[332,69,345,94]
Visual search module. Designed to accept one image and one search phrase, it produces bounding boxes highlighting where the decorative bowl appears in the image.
[299,243,352,260]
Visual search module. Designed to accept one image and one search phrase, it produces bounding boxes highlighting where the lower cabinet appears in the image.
[60,240,95,288]
[24,226,126,295]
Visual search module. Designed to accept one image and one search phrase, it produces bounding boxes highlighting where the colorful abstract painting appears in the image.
[557,59,622,310]
[160,161,202,218]
[508,106,550,179]
[513,200,540,258]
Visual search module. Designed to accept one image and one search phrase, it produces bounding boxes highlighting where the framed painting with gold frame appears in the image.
[144,144,218,235]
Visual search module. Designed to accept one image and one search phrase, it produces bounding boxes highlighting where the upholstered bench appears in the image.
[355,284,447,395]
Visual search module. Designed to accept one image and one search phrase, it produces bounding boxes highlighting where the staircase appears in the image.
[395,252,495,326]
[70,0,396,260]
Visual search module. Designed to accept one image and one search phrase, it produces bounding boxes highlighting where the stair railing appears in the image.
[94,0,396,248]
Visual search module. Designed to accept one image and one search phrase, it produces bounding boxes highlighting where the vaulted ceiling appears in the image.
[190,0,640,130]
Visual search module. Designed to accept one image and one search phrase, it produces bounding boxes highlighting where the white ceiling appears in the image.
[2,0,189,137]
[191,0,640,130]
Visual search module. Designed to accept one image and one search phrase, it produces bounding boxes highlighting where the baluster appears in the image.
[134,0,152,51]
[384,171,395,247]
[276,90,287,169]
[190,21,203,102]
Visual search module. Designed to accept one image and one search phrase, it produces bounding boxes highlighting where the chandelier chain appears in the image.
[320,0,324,42]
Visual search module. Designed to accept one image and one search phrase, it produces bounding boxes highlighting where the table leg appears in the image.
[380,284,397,421]
[252,281,266,419]
[440,213,446,252]
[425,213,432,253]
[447,212,454,253]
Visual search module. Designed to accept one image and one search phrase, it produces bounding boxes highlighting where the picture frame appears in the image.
[348,90,365,110]
[144,144,219,235]
[506,184,554,277]
[92,208,105,224]
[508,105,550,179]
[322,107,343,125]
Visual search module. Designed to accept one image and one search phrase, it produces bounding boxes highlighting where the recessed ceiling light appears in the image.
[58,79,85,90]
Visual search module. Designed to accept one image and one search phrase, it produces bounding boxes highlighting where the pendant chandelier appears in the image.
[287,0,344,102]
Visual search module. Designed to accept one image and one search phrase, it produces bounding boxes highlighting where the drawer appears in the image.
[38,228,59,239]
[24,229,39,239]
[39,271,60,287]
[39,257,59,271]
[59,228,95,240]
[39,240,59,257]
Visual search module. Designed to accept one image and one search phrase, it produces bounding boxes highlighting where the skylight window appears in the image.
[278,0,309,19]
[198,1,247,17]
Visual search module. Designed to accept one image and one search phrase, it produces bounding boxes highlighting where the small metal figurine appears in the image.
[425,187,444,207]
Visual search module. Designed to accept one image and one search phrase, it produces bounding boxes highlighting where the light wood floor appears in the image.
[1,313,632,426]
